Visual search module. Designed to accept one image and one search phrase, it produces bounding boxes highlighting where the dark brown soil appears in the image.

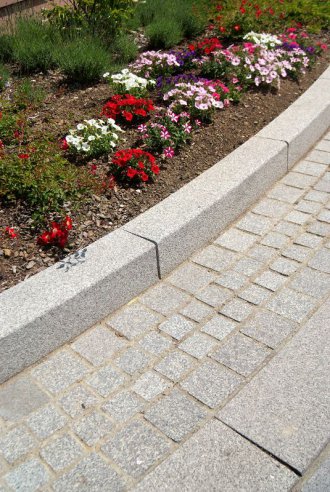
[1,47,329,293]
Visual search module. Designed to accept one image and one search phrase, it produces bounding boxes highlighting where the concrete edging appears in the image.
[0,65,329,383]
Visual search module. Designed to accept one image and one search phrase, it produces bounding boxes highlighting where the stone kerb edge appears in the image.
[0,65,329,382]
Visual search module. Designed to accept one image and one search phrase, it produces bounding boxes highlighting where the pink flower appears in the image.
[163,147,175,158]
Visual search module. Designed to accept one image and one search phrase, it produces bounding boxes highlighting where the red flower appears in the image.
[110,148,158,184]
[234,25,241,31]
[219,26,226,33]
[37,232,52,246]
[140,171,149,182]
[37,217,72,248]
[127,167,138,178]
[122,110,133,121]
[60,138,69,151]
[5,227,17,239]
[62,216,73,230]
[151,164,160,175]
[188,44,195,51]
[0,140,4,149]
[18,153,30,159]
[240,7,246,13]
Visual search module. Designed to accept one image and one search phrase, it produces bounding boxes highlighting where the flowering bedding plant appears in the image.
[109,148,159,183]
[63,118,123,158]
[37,216,72,249]
[243,31,282,48]
[138,109,195,157]
[130,51,180,78]
[163,81,224,121]
[101,94,155,123]
[188,37,223,55]
[104,69,155,97]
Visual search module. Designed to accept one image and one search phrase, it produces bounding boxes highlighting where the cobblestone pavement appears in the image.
[0,131,330,491]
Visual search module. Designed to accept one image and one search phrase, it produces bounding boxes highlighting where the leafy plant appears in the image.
[55,36,111,83]
[12,19,58,73]
[14,79,46,110]
[0,34,14,63]
[0,142,100,223]
[146,18,183,49]
[0,64,9,92]
[111,33,138,64]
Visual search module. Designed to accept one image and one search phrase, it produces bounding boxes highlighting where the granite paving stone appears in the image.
[201,315,237,341]
[294,232,323,249]
[4,459,49,492]
[138,332,172,356]
[167,262,218,294]
[27,405,67,439]
[179,299,214,322]
[181,361,243,408]
[282,244,312,262]
[59,385,99,418]
[270,257,300,276]
[218,296,330,473]
[261,231,289,249]
[107,303,162,340]
[236,212,273,235]
[233,257,263,277]
[285,210,311,225]
[274,220,301,237]
[267,183,304,203]
[133,371,171,401]
[281,172,318,189]
[214,229,257,252]
[53,453,125,492]
[71,326,127,366]
[254,270,287,291]
[308,247,330,273]
[179,333,217,359]
[253,197,291,217]
[241,309,297,349]
[86,366,128,398]
[266,287,317,323]
[220,299,254,322]
[304,190,329,203]
[31,350,90,394]
[195,284,232,308]
[73,411,113,446]
[134,420,296,492]
[101,420,170,478]
[155,351,194,382]
[238,284,270,305]
[248,244,277,262]
[0,427,36,464]
[140,283,190,316]
[307,220,330,236]
[290,267,330,298]
[301,453,330,492]
[192,246,237,273]
[317,209,330,222]
[159,314,195,340]
[306,149,330,165]
[0,376,49,422]
[40,434,83,472]
[295,200,322,214]
[116,348,151,375]
[314,173,330,193]
[214,271,247,291]
[102,391,144,422]
[294,160,327,176]
[315,139,330,153]
[145,390,207,442]
[211,333,271,377]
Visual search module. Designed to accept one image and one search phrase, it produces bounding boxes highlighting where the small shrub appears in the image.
[56,37,111,83]
[0,34,14,63]
[109,148,159,184]
[12,19,58,74]
[111,33,138,64]
[0,112,25,145]
[146,18,183,49]
[14,79,46,110]
[0,142,100,223]
[0,64,9,91]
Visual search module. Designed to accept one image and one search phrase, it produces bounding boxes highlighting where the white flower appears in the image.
[88,135,96,141]
[77,123,86,130]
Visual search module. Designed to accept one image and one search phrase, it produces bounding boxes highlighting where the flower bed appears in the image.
[0,14,329,291]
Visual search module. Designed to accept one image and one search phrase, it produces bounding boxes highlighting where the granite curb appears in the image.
[0,65,329,383]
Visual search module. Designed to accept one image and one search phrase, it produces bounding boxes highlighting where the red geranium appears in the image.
[37,216,73,249]
[110,148,159,184]
[189,37,222,55]
[102,95,154,124]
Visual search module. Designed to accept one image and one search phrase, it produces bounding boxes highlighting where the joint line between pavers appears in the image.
[125,229,162,279]
[218,420,302,477]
